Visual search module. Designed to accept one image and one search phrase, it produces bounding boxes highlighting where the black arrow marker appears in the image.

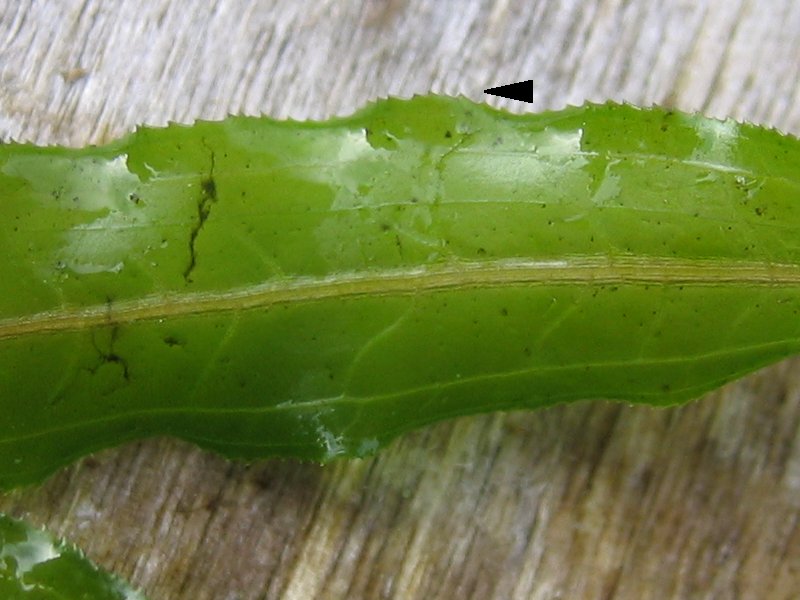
[484,80,533,103]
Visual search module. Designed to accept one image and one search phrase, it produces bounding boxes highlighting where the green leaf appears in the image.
[0,512,146,599]
[2,95,800,488]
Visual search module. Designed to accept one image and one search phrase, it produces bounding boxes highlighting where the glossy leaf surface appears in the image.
[0,512,146,599]
[2,96,800,488]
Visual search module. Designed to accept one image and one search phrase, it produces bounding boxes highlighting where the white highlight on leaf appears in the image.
[0,528,60,591]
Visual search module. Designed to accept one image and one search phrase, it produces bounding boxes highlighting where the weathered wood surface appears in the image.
[2,1,800,598]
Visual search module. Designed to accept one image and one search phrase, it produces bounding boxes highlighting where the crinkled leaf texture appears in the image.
[0,512,146,599]
[2,95,800,488]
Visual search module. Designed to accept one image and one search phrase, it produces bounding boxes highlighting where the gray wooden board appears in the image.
[1,1,800,598]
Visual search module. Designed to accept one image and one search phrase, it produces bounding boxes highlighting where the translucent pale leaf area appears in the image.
[0,512,146,599]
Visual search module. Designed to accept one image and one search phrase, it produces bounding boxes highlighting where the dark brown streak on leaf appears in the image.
[89,323,130,383]
[184,143,218,283]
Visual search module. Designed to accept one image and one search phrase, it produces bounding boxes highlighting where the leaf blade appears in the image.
[3,96,800,488]
[0,512,147,599]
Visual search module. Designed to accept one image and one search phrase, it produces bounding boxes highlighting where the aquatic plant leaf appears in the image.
[2,96,800,488]
[0,512,146,599]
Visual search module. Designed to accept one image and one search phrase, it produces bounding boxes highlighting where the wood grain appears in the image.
[2,1,800,598]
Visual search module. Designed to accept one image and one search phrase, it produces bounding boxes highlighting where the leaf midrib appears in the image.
[2,255,799,340]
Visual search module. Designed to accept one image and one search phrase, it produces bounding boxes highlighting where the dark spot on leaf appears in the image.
[104,353,129,381]
[201,177,217,200]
